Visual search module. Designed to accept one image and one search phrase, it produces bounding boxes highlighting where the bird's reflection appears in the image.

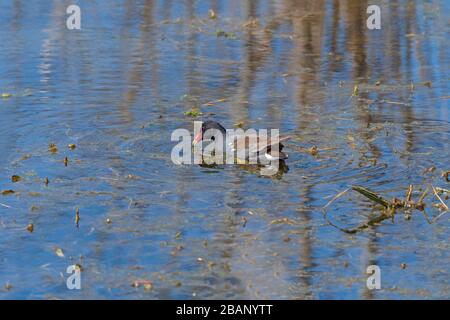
[197,153,289,179]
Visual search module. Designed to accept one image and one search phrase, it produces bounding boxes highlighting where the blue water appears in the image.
[0,0,448,299]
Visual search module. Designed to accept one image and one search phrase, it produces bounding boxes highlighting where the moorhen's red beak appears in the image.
[193,132,203,145]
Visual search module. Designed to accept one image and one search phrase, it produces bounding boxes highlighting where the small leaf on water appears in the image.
[215,28,235,38]
[131,279,153,290]
[26,223,34,233]
[144,283,153,291]
[44,177,49,186]
[75,264,83,272]
[1,190,15,196]
[68,144,76,150]
[55,248,65,258]
[184,108,202,117]
[48,143,58,154]
[11,175,21,183]
[1,93,12,98]
[64,156,69,166]
[208,9,216,19]
[75,208,80,227]
[308,146,319,156]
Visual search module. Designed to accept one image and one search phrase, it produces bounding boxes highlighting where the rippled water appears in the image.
[0,1,449,299]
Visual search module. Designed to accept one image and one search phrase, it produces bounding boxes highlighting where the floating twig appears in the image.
[0,202,13,209]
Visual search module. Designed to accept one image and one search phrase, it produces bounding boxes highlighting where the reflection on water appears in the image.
[0,0,448,299]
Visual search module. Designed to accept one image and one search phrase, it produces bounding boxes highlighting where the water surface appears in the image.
[0,0,449,299]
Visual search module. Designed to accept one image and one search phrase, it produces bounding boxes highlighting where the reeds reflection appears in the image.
[0,0,448,299]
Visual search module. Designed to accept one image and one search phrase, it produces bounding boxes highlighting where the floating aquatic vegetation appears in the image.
[48,143,58,154]
[352,186,390,208]
[215,28,236,38]
[184,108,202,117]
[1,190,15,196]
[75,208,80,227]
[208,9,216,19]
[11,175,21,183]
[308,146,319,156]
[270,218,296,225]
[74,264,83,272]
[55,248,65,258]
[1,93,12,98]
[68,144,76,150]
[131,279,153,290]
[20,154,31,161]
[64,156,69,166]
[26,223,34,233]
[352,85,359,97]
[322,184,449,233]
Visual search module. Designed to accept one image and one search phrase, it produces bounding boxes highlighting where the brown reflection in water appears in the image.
[119,0,157,124]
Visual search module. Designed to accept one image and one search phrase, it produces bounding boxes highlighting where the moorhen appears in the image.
[193,120,290,163]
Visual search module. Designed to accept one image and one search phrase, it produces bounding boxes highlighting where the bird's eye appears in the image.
[211,136,215,141]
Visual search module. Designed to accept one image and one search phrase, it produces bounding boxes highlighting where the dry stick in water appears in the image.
[435,187,450,194]
[406,185,413,203]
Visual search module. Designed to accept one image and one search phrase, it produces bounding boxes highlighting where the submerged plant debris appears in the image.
[48,143,58,154]
[323,184,449,234]
[184,108,202,117]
